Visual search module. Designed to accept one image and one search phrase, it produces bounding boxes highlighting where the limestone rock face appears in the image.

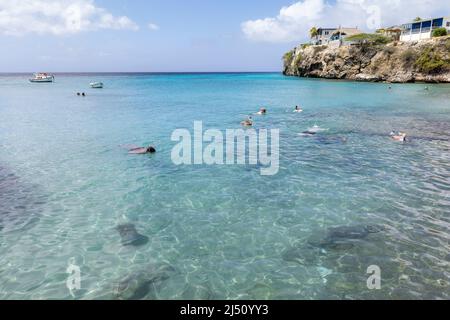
[283,36,450,83]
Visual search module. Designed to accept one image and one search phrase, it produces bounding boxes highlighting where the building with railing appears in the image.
[400,17,450,41]
[311,27,360,45]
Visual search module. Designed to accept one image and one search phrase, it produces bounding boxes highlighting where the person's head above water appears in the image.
[146,146,156,153]
[390,131,407,142]
[241,117,253,126]
[256,108,266,115]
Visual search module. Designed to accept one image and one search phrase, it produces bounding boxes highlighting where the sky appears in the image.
[0,0,449,72]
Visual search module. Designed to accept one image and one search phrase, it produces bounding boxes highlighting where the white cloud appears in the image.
[148,23,160,31]
[242,0,450,43]
[0,0,139,36]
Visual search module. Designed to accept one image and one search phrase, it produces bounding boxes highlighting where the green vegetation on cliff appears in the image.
[294,53,303,66]
[432,28,448,38]
[400,49,418,67]
[345,33,391,45]
[283,51,294,65]
[415,47,450,73]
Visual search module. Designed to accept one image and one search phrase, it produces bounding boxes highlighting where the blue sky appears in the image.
[0,0,449,72]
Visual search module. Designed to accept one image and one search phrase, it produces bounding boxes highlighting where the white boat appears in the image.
[90,82,104,89]
[29,73,54,83]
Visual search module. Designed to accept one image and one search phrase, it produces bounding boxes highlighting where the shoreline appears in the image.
[282,73,450,84]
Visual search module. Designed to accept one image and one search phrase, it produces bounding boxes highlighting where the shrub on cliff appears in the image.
[312,45,327,54]
[301,43,312,49]
[401,49,418,67]
[432,28,448,38]
[345,33,391,45]
[294,54,303,66]
[283,51,294,65]
[415,47,450,73]
[383,46,396,55]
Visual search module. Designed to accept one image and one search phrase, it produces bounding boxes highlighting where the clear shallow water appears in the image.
[0,73,449,300]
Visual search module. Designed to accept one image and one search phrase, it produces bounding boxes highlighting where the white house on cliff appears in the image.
[311,27,361,45]
[400,17,450,41]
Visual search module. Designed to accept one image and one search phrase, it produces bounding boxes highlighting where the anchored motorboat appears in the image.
[29,73,54,83]
[90,82,104,89]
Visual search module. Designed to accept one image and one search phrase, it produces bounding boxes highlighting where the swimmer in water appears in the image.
[300,125,327,136]
[128,146,156,154]
[390,131,407,142]
[309,125,326,133]
[256,108,267,115]
[294,106,303,113]
[301,130,316,136]
[241,116,253,127]
[77,92,81,96]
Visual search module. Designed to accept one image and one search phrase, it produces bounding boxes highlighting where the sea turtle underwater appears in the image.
[113,263,177,300]
[0,166,43,233]
[326,224,384,241]
[316,136,348,145]
[116,223,149,246]
[308,224,385,250]
[282,224,386,266]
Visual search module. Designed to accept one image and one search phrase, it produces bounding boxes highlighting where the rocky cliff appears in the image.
[283,36,450,83]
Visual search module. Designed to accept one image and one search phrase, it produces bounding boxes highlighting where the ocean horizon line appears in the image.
[0,71,282,76]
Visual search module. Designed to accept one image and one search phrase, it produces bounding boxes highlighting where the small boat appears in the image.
[90,82,104,89]
[29,73,54,83]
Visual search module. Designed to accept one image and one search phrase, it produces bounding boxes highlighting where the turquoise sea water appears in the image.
[0,73,449,300]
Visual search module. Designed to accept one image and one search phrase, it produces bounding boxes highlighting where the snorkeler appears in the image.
[82,92,86,97]
[77,92,81,96]
[241,116,253,127]
[128,146,157,154]
[294,105,303,113]
[390,131,407,142]
[300,125,327,136]
[256,108,267,115]
[301,130,316,136]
